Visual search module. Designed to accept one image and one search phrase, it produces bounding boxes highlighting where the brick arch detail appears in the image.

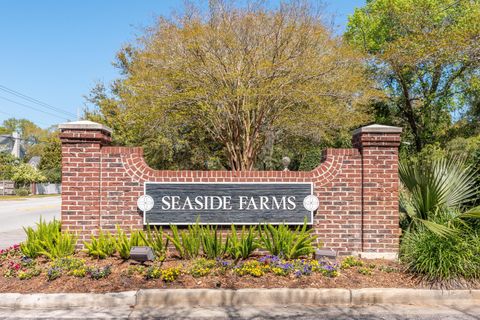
[119,146,346,187]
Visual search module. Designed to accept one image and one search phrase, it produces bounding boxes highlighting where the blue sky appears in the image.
[0,1,365,129]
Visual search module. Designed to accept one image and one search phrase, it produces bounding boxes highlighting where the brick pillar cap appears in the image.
[353,124,402,135]
[58,120,112,134]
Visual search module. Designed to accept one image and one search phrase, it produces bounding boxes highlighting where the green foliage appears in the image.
[146,265,181,282]
[11,163,46,186]
[51,257,86,271]
[14,188,29,196]
[88,265,112,280]
[143,225,169,261]
[340,256,364,269]
[234,260,267,277]
[227,225,258,260]
[86,1,375,170]
[21,219,76,259]
[399,157,480,236]
[115,227,148,260]
[358,267,373,276]
[47,266,62,281]
[258,221,317,259]
[189,258,216,278]
[201,225,229,259]
[71,268,87,278]
[17,268,41,280]
[401,229,480,285]
[38,133,62,183]
[167,223,202,259]
[346,0,480,152]
[0,153,19,180]
[84,230,116,259]
[298,148,323,171]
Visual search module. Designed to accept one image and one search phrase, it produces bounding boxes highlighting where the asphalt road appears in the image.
[0,196,60,249]
[0,304,479,319]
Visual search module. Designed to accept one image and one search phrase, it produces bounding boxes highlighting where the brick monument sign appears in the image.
[59,120,402,258]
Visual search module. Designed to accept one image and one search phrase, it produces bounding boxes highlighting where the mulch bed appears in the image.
[0,250,432,293]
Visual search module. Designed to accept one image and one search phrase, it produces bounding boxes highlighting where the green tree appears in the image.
[38,133,62,183]
[346,0,480,152]
[11,163,46,187]
[87,1,377,170]
[0,153,19,180]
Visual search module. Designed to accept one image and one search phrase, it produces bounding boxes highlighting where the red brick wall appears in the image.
[59,123,401,255]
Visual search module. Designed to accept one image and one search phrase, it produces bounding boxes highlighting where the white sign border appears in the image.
[141,181,315,226]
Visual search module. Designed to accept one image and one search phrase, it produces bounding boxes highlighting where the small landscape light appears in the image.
[130,246,155,262]
[315,248,337,260]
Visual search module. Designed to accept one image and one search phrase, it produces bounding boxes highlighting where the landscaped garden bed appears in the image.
[1,243,418,294]
[0,219,461,294]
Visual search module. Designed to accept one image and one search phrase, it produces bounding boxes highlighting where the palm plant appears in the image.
[399,156,480,236]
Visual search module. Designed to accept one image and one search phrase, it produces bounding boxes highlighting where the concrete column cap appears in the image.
[353,124,402,135]
[58,120,112,134]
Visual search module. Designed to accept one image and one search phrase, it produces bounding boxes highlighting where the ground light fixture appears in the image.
[315,248,337,260]
[130,246,155,262]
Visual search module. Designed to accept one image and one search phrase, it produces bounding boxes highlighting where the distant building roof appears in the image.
[28,156,41,168]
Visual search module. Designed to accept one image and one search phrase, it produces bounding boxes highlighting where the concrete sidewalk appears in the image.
[1,304,480,319]
[1,288,480,320]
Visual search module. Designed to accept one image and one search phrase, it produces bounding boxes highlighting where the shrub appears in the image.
[84,230,116,259]
[201,225,229,259]
[400,229,480,285]
[228,225,258,260]
[14,188,29,196]
[399,157,480,236]
[258,222,317,259]
[21,219,76,259]
[167,223,202,259]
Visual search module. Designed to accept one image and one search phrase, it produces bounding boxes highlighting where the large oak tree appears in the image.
[87,1,377,170]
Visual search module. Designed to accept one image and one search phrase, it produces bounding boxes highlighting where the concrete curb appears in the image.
[0,289,479,309]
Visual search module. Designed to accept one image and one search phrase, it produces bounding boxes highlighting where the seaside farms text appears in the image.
[158,195,297,211]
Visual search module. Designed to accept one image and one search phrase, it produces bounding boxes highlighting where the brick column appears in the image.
[352,124,402,259]
[58,120,112,243]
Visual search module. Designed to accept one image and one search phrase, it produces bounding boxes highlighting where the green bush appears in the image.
[400,229,480,285]
[167,223,202,259]
[15,188,30,196]
[84,230,116,259]
[258,221,317,259]
[228,225,258,260]
[21,219,76,259]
